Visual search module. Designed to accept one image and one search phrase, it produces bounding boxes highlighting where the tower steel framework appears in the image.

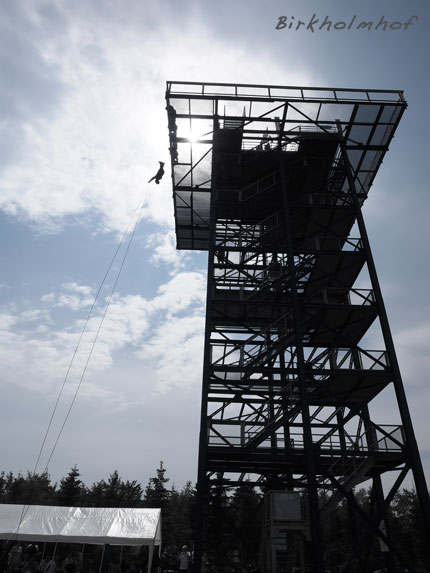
[166,81,429,572]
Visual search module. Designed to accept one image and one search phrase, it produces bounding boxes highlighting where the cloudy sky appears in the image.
[0,0,429,492]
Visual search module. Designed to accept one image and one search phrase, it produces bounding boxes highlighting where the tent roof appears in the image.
[0,504,162,546]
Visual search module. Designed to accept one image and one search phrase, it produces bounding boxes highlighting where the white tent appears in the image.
[0,504,161,572]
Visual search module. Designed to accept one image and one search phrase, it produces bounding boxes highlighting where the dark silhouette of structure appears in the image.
[166,81,430,572]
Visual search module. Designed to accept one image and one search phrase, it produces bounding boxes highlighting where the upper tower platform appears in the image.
[165,81,406,250]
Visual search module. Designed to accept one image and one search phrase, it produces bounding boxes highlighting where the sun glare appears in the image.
[182,123,200,143]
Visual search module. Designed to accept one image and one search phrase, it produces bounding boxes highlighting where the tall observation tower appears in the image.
[165,82,429,572]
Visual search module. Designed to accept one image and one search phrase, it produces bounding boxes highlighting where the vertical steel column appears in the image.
[194,118,220,573]
[372,474,395,572]
[362,404,396,571]
[278,149,325,571]
[337,409,360,560]
[338,132,430,536]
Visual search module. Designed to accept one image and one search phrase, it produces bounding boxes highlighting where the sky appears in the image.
[0,0,429,493]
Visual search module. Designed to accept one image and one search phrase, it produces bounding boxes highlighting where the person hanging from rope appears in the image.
[148,161,165,184]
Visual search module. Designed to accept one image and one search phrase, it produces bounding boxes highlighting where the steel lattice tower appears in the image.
[166,82,429,572]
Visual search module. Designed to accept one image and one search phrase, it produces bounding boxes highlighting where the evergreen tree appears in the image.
[4,472,25,503]
[165,481,196,548]
[179,480,196,542]
[57,466,86,506]
[0,472,7,502]
[229,482,262,567]
[87,471,142,508]
[144,462,173,551]
[204,474,234,569]
[321,495,354,569]
[121,479,143,507]
[87,479,106,507]
[102,470,124,507]
[1,471,56,505]
[25,471,56,505]
[389,488,430,570]
[144,462,170,509]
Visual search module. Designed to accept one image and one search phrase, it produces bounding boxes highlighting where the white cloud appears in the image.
[63,282,92,296]
[0,269,206,402]
[0,312,18,330]
[41,282,95,311]
[152,271,206,316]
[0,328,71,393]
[55,294,91,311]
[0,2,312,236]
[139,314,205,393]
[146,230,190,272]
[20,308,51,323]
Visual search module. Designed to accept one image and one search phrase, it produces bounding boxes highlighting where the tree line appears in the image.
[0,464,428,571]
[0,463,196,551]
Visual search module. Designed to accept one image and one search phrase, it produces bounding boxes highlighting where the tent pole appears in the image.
[53,543,57,559]
[148,543,154,573]
[119,546,123,567]
[98,545,104,573]
[42,542,46,561]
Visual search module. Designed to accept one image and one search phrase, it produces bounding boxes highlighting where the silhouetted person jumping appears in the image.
[148,162,165,184]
